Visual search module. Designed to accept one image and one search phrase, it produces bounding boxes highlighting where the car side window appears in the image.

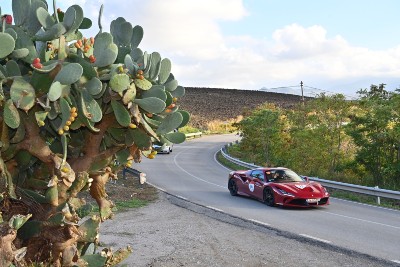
[250,170,265,181]
[265,171,275,182]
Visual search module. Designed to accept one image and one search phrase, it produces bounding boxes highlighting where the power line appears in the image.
[304,85,358,100]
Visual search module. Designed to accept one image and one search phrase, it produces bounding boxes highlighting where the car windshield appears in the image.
[269,169,304,182]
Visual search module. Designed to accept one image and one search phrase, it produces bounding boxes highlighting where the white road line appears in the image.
[173,150,226,189]
[392,260,400,264]
[300,234,332,244]
[206,206,223,212]
[249,219,271,226]
[213,151,233,171]
[176,195,188,200]
[321,211,400,230]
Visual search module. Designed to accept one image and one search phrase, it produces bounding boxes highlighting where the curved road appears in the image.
[138,134,400,264]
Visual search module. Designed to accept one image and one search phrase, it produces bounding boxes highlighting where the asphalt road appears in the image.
[138,134,400,265]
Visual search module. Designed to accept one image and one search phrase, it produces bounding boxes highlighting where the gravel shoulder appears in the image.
[100,191,397,267]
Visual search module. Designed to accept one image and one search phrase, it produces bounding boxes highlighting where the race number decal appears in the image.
[249,182,255,192]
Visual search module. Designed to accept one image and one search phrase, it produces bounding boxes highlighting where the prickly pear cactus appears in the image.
[0,1,189,266]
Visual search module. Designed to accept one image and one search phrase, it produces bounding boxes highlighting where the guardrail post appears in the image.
[122,167,147,184]
[375,186,381,205]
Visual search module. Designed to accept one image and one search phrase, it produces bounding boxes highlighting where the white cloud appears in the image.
[270,24,348,59]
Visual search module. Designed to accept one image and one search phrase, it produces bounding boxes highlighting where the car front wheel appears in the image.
[228,179,238,196]
[264,187,275,207]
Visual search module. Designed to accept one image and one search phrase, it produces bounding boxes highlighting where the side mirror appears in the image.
[304,176,309,183]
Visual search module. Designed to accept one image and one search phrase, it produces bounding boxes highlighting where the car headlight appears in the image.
[323,187,329,195]
[276,188,295,197]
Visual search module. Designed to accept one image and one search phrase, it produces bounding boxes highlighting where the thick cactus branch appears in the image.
[0,157,16,198]
[0,225,17,267]
[70,114,116,172]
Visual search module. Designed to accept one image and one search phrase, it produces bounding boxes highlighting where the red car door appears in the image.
[240,174,253,196]
[232,172,252,196]
[249,170,265,200]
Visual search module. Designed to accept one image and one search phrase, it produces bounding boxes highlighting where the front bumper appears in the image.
[277,197,330,207]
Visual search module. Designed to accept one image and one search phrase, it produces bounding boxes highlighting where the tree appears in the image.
[236,104,284,166]
[346,84,400,188]
[235,94,356,179]
[288,94,353,176]
[0,1,189,266]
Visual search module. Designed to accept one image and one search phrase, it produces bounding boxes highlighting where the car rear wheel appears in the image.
[228,179,238,196]
[264,187,275,207]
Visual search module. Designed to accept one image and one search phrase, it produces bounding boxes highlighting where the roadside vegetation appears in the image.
[229,84,400,192]
[180,125,202,134]
[180,118,239,135]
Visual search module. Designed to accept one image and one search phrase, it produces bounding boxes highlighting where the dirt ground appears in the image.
[97,174,397,267]
[105,171,159,203]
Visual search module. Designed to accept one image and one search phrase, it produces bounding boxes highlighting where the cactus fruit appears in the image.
[1,14,13,24]
[0,1,190,266]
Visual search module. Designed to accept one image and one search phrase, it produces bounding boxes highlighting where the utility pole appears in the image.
[300,81,304,105]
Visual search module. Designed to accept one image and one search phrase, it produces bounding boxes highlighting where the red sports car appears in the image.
[228,167,329,207]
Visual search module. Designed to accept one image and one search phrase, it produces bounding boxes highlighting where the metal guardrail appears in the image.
[185,132,203,138]
[220,143,400,203]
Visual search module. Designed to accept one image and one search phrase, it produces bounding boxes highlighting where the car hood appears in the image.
[273,182,326,197]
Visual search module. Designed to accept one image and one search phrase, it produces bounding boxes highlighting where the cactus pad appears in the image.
[10,77,36,112]
[134,77,152,90]
[110,73,130,92]
[134,97,166,114]
[93,32,118,67]
[4,99,20,129]
[156,112,183,134]
[111,99,131,127]
[36,7,55,30]
[142,85,167,101]
[131,25,144,48]
[0,33,16,58]
[164,131,186,144]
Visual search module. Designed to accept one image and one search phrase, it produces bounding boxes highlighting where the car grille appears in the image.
[288,197,329,206]
[288,199,308,206]
[318,197,329,205]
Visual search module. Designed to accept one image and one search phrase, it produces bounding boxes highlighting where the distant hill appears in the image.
[179,87,306,128]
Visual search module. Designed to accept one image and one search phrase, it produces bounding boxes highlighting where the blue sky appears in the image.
[2,0,400,98]
[224,0,400,50]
